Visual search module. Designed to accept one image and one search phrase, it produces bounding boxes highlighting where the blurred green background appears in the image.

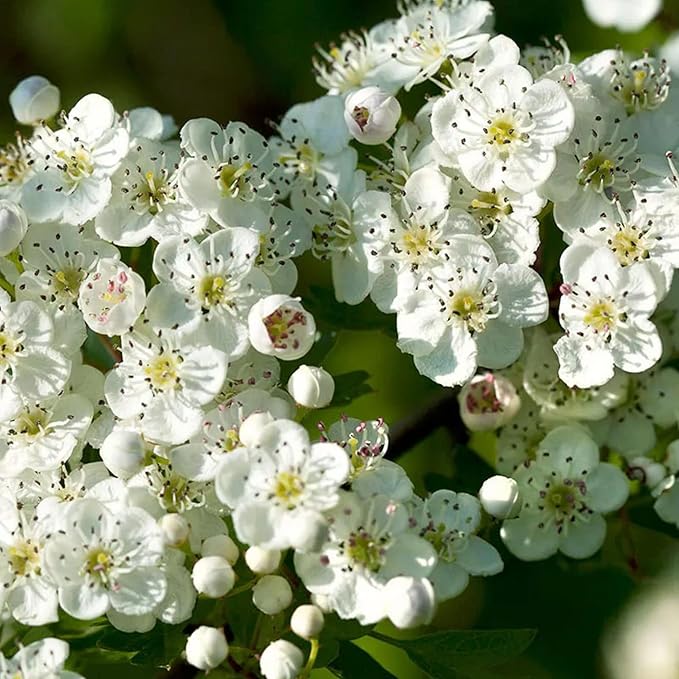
[2,1,679,677]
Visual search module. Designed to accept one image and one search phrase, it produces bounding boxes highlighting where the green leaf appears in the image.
[97,623,185,669]
[330,370,374,407]
[322,614,373,641]
[329,641,397,679]
[373,628,537,678]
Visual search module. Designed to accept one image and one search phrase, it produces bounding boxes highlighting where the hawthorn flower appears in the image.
[104,320,228,445]
[147,228,271,357]
[0,291,71,423]
[215,420,350,551]
[432,64,574,193]
[582,0,662,32]
[0,638,83,679]
[555,244,663,388]
[9,75,60,126]
[44,498,167,619]
[0,134,32,202]
[501,426,629,560]
[396,234,548,386]
[178,118,276,228]
[412,490,503,601]
[294,492,437,624]
[22,94,129,225]
[95,139,207,246]
[0,200,28,256]
[220,350,281,399]
[344,87,402,145]
[459,372,521,431]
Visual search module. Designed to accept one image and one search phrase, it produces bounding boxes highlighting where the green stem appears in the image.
[0,275,14,299]
[301,638,320,677]
[367,630,397,645]
[227,579,257,598]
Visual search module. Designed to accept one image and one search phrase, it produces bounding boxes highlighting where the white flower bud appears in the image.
[239,411,276,448]
[248,295,316,360]
[479,475,521,519]
[252,575,293,615]
[9,75,60,125]
[384,576,436,629]
[245,546,281,574]
[99,429,148,479]
[0,201,27,256]
[291,604,324,640]
[259,640,304,679]
[628,456,667,490]
[459,373,521,432]
[287,365,334,409]
[78,258,146,336]
[344,86,401,145]
[159,513,189,547]
[192,556,235,598]
[202,534,240,565]
[185,626,229,671]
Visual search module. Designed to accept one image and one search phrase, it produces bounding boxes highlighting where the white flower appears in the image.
[147,228,271,357]
[104,320,227,445]
[0,638,83,679]
[291,604,324,639]
[0,292,71,422]
[9,76,60,126]
[248,295,316,360]
[555,244,663,388]
[287,365,335,408]
[520,37,571,80]
[396,234,548,386]
[0,201,27,256]
[344,87,402,145]
[432,64,574,193]
[259,640,304,679]
[95,139,207,246]
[384,576,436,629]
[412,490,502,601]
[215,420,350,551]
[582,0,661,32]
[459,372,521,431]
[0,135,32,202]
[44,498,167,619]
[178,118,276,228]
[22,94,129,225]
[220,350,281,399]
[185,626,229,672]
[479,475,521,519]
[78,258,146,336]
[501,426,629,560]
[295,492,437,624]
[99,429,151,479]
[191,556,235,598]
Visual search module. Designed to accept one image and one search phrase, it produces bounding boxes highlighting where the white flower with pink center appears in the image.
[78,258,146,336]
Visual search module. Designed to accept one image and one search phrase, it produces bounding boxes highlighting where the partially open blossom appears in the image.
[459,373,521,431]
[10,75,60,125]
[0,200,27,255]
[344,86,401,145]
[287,365,335,408]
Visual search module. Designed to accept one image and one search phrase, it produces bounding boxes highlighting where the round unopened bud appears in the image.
[185,626,229,671]
[245,546,281,574]
[459,373,521,432]
[259,640,304,679]
[78,258,146,336]
[239,411,276,448]
[384,576,436,629]
[248,294,316,360]
[9,75,60,125]
[252,575,293,615]
[99,429,148,479]
[0,201,27,256]
[628,456,667,490]
[287,365,334,409]
[192,556,235,598]
[479,475,521,519]
[159,513,189,547]
[344,86,401,145]
[291,604,325,640]
[201,534,239,565]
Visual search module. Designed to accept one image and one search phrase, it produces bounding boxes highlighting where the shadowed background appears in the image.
[1,1,677,677]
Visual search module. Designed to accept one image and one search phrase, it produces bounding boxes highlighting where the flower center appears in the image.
[470,191,513,236]
[8,540,41,578]
[278,143,318,179]
[218,162,252,198]
[578,153,616,192]
[145,354,180,391]
[54,267,84,299]
[448,288,495,333]
[465,374,503,414]
[611,59,670,114]
[56,147,94,182]
[83,547,114,583]
[0,332,18,369]
[263,306,308,351]
[0,140,29,187]
[222,427,240,452]
[198,275,230,308]
[608,224,650,266]
[273,471,304,508]
[583,298,620,335]
[312,216,355,259]
[12,408,48,442]
[346,529,384,572]
[140,170,172,215]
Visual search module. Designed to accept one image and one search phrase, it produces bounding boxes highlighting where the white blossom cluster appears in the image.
[2,0,679,674]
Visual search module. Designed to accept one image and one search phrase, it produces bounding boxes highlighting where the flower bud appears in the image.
[239,411,276,448]
[248,295,316,360]
[185,626,229,671]
[245,546,281,574]
[99,429,148,479]
[9,75,60,125]
[459,373,520,432]
[192,556,235,598]
[628,456,667,490]
[252,575,293,615]
[159,513,189,547]
[344,86,401,145]
[479,475,521,519]
[259,640,304,679]
[202,534,239,565]
[78,259,146,336]
[0,201,27,256]
[287,365,334,409]
[384,576,436,629]
[291,604,324,640]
